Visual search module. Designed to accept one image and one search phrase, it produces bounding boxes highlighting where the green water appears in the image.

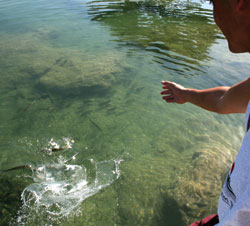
[0,0,249,225]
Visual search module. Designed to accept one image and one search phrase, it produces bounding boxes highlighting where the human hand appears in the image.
[160,81,187,104]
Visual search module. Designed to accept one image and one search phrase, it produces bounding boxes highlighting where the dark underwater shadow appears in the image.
[0,173,32,226]
[151,193,186,226]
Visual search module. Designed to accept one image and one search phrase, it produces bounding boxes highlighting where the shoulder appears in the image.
[231,77,250,98]
[221,77,250,114]
[242,77,250,87]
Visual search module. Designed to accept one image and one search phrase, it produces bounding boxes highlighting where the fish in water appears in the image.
[51,147,64,152]
[2,164,33,172]
[88,117,103,131]
[2,148,66,172]
[41,146,68,153]
[2,138,74,172]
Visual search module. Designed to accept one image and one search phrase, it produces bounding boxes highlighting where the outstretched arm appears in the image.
[160,77,250,114]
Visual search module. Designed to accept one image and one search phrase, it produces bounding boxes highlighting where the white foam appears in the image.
[15,138,122,225]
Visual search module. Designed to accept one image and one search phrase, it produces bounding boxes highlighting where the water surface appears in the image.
[0,0,249,225]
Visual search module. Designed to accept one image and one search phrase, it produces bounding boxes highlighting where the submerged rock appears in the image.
[0,31,129,97]
[169,143,235,225]
[39,52,124,94]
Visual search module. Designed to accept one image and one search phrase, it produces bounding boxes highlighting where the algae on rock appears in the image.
[39,52,124,94]
[168,142,235,225]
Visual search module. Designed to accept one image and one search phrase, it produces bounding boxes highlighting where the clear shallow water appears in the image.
[0,0,249,225]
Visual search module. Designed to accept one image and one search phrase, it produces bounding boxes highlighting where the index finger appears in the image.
[161,81,173,89]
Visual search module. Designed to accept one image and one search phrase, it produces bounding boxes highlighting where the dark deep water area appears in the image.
[0,0,249,225]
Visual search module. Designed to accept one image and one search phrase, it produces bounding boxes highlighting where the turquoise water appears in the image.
[0,0,249,225]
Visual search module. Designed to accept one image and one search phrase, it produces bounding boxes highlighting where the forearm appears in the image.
[183,86,230,114]
[161,79,250,114]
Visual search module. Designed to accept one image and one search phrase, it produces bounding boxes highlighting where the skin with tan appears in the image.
[161,0,250,113]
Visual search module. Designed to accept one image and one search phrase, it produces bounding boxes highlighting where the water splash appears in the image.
[41,137,75,154]
[14,138,122,225]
